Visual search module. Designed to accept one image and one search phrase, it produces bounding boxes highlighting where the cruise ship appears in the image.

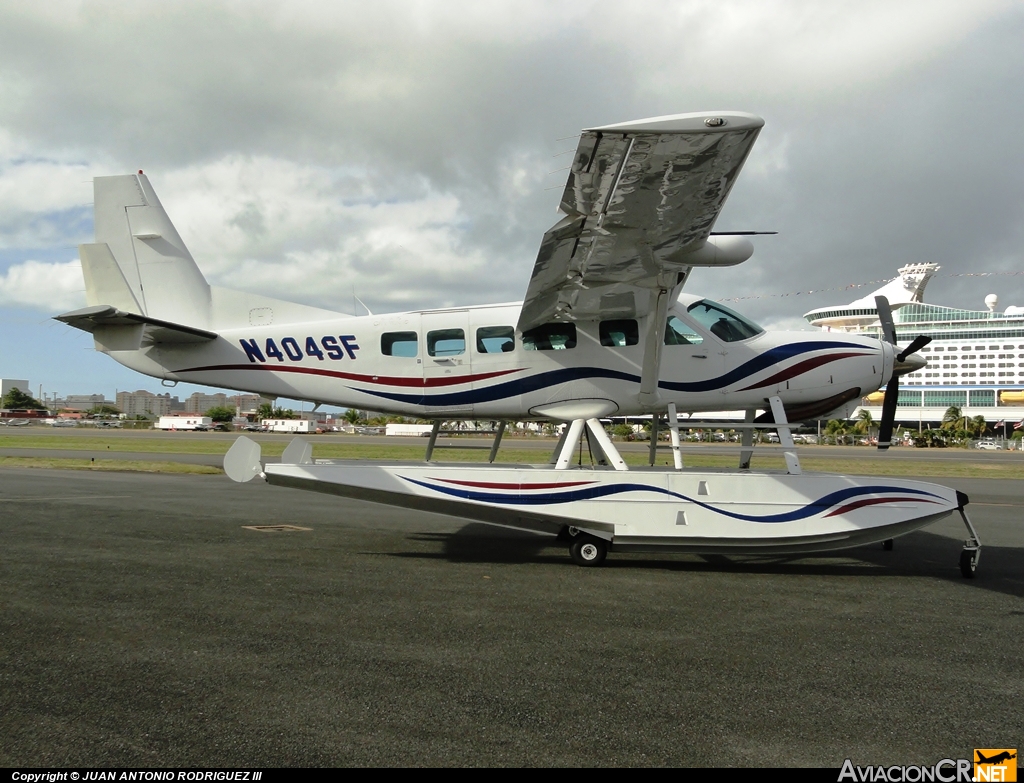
[804,263,1024,424]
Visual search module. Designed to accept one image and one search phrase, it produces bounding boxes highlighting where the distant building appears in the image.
[116,390,183,417]
[184,391,272,414]
[1,379,31,401]
[155,416,212,431]
[262,419,312,433]
[228,393,270,414]
[185,392,229,414]
[63,394,113,411]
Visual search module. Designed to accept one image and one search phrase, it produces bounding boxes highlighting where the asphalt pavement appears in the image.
[1,467,1021,767]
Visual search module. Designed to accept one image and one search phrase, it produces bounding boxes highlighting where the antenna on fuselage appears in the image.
[354,294,373,316]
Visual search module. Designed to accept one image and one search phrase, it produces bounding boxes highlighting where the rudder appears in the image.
[91,173,211,328]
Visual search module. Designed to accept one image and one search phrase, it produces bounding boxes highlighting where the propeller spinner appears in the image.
[874,296,931,450]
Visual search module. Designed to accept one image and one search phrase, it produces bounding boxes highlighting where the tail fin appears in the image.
[85,173,211,328]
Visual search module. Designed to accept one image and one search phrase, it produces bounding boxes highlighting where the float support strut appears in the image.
[667,402,683,470]
[424,420,442,462]
[585,418,628,471]
[768,396,801,475]
[555,419,586,470]
[648,415,660,466]
[739,408,755,469]
[488,421,506,463]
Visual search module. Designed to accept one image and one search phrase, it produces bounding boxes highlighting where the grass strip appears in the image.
[2,437,1020,479]
[0,457,222,474]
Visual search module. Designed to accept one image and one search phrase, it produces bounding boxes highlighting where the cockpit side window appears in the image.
[522,322,577,351]
[476,326,515,354]
[599,319,639,347]
[686,300,764,342]
[381,331,418,357]
[664,316,704,346]
[427,328,466,357]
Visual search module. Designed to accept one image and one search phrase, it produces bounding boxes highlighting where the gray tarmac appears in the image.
[1,466,1022,767]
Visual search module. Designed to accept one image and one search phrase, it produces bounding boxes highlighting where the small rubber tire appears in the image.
[570,535,608,567]
[882,539,894,551]
[959,549,978,579]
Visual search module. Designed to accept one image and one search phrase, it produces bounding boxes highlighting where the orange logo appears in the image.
[975,749,1017,782]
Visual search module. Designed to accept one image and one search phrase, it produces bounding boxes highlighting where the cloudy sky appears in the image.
[3,0,1024,404]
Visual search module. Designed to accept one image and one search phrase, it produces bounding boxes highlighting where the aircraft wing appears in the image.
[517,111,763,333]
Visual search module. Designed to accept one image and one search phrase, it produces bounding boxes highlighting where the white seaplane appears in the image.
[56,111,981,575]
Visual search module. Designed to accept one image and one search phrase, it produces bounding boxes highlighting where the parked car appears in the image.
[976,440,1002,450]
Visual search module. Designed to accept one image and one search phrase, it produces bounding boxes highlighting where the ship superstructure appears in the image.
[804,263,1024,421]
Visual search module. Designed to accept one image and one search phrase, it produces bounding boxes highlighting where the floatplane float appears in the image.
[57,111,981,574]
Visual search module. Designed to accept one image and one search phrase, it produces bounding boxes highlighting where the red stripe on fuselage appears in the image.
[171,363,521,388]
[736,352,871,392]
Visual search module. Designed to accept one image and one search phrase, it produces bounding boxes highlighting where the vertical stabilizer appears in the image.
[92,174,211,328]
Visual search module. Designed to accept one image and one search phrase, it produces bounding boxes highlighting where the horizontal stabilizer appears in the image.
[54,304,218,345]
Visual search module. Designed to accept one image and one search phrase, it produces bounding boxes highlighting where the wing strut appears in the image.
[637,283,672,408]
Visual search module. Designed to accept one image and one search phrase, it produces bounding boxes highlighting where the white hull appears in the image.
[262,460,958,555]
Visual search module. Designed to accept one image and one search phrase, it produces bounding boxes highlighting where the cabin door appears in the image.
[421,310,474,417]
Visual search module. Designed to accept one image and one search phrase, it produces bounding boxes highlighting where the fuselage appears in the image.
[105,293,892,419]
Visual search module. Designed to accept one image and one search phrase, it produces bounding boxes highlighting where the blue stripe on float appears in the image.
[400,477,942,524]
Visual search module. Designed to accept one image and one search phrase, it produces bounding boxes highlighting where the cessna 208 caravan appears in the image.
[56,111,982,575]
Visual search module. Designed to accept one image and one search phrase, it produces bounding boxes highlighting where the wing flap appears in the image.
[519,111,763,332]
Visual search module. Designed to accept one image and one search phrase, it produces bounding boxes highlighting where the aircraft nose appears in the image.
[893,352,926,377]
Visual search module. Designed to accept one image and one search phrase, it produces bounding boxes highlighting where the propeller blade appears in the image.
[875,295,897,345]
[897,334,932,362]
[877,376,899,451]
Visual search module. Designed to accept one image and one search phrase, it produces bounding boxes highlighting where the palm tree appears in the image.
[824,419,849,445]
[854,409,875,439]
[941,406,965,431]
[969,415,987,439]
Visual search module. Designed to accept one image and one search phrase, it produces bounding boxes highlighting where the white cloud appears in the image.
[147,155,498,312]
[0,259,84,311]
[2,0,1024,392]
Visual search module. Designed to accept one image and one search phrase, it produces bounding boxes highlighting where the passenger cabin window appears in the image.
[522,322,577,351]
[427,328,465,357]
[599,319,639,347]
[664,316,704,346]
[686,300,763,342]
[381,331,418,358]
[476,326,515,354]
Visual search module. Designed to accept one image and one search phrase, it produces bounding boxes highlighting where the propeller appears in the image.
[875,296,931,450]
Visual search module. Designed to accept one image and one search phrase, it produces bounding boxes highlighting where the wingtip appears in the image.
[587,111,764,134]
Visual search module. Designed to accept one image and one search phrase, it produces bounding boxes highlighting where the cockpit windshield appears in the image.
[686,299,764,342]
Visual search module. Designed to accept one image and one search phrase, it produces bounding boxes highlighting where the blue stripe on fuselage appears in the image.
[355,340,870,407]
[659,341,870,393]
